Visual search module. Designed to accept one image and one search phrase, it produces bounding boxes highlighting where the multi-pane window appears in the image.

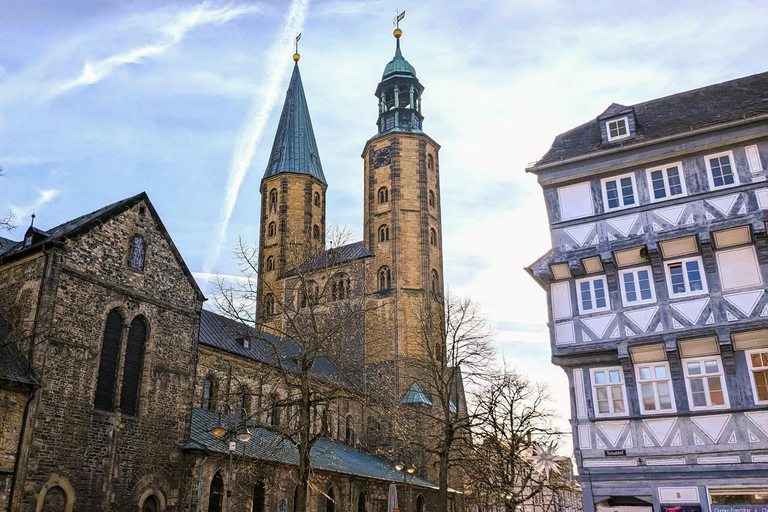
[648,164,685,201]
[606,118,630,141]
[619,267,655,306]
[747,350,768,404]
[591,367,627,416]
[706,151,738,189]
[576,276,610,313]
[636,363,675,413]
[683,356,728,409]
[665,257,707,297]
[128,235,146,270]
[602,174,636,210]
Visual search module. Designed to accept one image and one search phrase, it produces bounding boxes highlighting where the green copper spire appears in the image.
[375,28,424,135]
[382,37,417,80]
[263,62,326,184]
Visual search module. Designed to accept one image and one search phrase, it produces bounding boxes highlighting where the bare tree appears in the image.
[1,167,15,232]
[466,367,572,512]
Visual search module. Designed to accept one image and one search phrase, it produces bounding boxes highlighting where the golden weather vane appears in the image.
[393,10,405,38]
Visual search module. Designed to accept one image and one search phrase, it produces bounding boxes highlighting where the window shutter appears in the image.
[120,317,146,416]
[746,145,762,172]
[679,337,719,358]
[95,310,123,411]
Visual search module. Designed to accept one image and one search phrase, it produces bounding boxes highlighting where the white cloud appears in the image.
[10,188,61,223]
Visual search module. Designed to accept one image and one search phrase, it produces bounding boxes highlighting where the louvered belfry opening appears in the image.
[120,316,147,416]
[94,309,124,411]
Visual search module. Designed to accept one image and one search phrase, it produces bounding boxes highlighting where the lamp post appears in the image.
[394,459,416,511]
[211,404,252,512]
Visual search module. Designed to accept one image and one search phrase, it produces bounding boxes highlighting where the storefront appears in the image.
[708,488,768,512]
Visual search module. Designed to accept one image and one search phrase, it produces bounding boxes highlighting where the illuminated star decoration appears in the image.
[528,443,568,481]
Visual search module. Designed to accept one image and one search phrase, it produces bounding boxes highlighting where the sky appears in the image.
[2,0,768,453]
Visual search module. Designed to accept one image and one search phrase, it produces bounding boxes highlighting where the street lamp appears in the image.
[395,458,417,511]
[211,404,251,512]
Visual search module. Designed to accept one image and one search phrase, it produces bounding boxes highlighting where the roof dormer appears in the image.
[597,103,636,144]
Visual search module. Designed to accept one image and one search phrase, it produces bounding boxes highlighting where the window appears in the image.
[378,267,391,291]
[747,349,768,404]
[268,222,276,238]
[202,378,214,411]
[427,154,434,171]
[665,256,707,297]
[590,367,627,417]
[263,293,275,317]
[378,187,389,204]
[557,182,593,221]
[716,246,762,291]
[606,117,630,141]
[746,145,763,176]
[313,225,320,240]
[326,488,335,512]
[128,235,146,270]
[266,256,274,272]
[576,276,610,313]
[431,269,440,295]
[299,281,318,308]
[208,472,224,512]
[236,385,249,413]
[331,274,349,301]
[428,190,436,207]
[95,309,124,411]
[647,163,686,201]
[601,173,636,210]
[705,151,739,189]
[379,225,389,242]
[267,394,280,426]
[429,228,437,246]
[635,362,675,414]
[314,191,321,207]
[683,356,728,409]
[269,189,278,204]
[120,316,146,416]
[345,415,354,444]
[619,267,656,306]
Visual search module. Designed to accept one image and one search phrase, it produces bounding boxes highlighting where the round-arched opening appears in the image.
[208,472,224,512]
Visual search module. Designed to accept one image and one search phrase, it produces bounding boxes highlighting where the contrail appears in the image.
[202,0,310,281]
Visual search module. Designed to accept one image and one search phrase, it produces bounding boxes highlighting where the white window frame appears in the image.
[704,150,739,190]
[646,163,687,203]
[601,172,638,211]
[590,367,628,417]
[576,276,611,314]
[746,348,768,405]
[682,356,729,410]
[557,182,594,221]
[664,256,708,298]
[635,362,676,414]
[716,245,763,291]
[606,117,630,142]
[618,266,657,307]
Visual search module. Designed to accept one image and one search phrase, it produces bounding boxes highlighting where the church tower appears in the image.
[257,52,327,327]
[363,28,445,393]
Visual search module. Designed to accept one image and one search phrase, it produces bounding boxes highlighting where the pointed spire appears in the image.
[263,60,326,184]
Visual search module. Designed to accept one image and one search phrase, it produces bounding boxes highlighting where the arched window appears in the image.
[357,492,367,512]
[378,225,389,242]
[300,280,318,308]
[428,190,436,208]
[202,377,215,410]
[431,269,440,295]
[378,267,392,291]
[427,154,434,171]
[378,187,389,204]
[313,225,320,240]
[263,293,275,317]
[430,228,437,246]
[314,191,321,207]
[253,481,266,512]
[331,274,349,301]
[208,472,224,512]
[345,415,354,444]
[128,235,146,270]
[326,488,335,512]
[95,309,123,412]
[270,189,278,205]
[416,495,425,512]
[268,222,277,238]
[236,385,249,414]
[41,485,68,511]
[266,256,275,272]
[142,495,160,512]
[120,316,146,416]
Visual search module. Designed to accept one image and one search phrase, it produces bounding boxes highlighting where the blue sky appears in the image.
[3,0,768,444]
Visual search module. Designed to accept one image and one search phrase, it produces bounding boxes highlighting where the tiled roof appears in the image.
[263,63,326,184]
[198,309,352,387]
[534,71,768,167]
[187,408,441,489]
[0,193,204,300]
[282,241,371,277]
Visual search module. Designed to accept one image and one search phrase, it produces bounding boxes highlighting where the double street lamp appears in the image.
[394,459,416,511]
[211,405,252,512]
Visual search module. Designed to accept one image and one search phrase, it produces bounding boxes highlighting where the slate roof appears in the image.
[282,241,372,277]
[533,71,768,167]
[186,408,441,489]
[0,192,205,301]
[263,63,326,184]
[0,236,17,256]
[199,309,352,387]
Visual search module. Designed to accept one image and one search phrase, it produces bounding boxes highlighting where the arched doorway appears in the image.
[357,492,367,512]
[208,472,224,512]
[41,486,67,512]
[252,481,266,512]
[416,494,425,512]
[325,488,335,512]
[142,495,160,512]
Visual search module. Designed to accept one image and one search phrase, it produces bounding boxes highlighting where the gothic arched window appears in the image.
[94,309,124,411]
[378,187,389,204]
[313,225,320,240]
[266,256,275,272]
[416,495,425,512]
[378,267,391,291]
[430,228,437,246]
[331,274,349,301]
[378,225,389,243]
[314,191,321,207]
[263,293,276,317]
[268,222,277,238]
[431,269,440,295]
[300,280,318,308]
[120,316,146,416]
[270,189,278,205]
[128,235,146,270]
[202,377,215,410]
[429,190,436,208]
[326,488,336,512]
[345,415,354,444]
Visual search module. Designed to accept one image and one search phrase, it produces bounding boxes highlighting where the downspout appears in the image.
[196,454,209,512]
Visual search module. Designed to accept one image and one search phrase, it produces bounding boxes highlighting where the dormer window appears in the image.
[606,117,630,141]
[24,235,33,247]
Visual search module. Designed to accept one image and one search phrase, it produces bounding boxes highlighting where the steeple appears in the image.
[263,62,326,184]
[374,27,424,135]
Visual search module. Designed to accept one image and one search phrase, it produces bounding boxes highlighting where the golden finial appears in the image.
[393,28,402,39]
[393,10,405,38]
[293,53,301,62]
[293,33,302,62]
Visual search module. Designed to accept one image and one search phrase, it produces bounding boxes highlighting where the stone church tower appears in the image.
[362,28,445,394]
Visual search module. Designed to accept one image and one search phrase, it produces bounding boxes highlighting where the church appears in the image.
[0,27,461,512]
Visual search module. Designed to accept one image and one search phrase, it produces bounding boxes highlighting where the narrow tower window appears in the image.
[268,222,277,238]
[314,191,321,207]
[428,190,436,208]
[270,189,278,204]
[379,225,390,242]
[427,154,434,171]
[378,187,389,204]
[128,235,146,270]
[266,256,275,272]
[202,377,215,410]
[431,269,440,295]
[263,293,276,317]
[430,228,437,246]
[378,267,392,291]
[313,225,320,240]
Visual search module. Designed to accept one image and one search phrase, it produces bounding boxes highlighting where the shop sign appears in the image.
[604,449,626,456]
[711,507,768,512]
